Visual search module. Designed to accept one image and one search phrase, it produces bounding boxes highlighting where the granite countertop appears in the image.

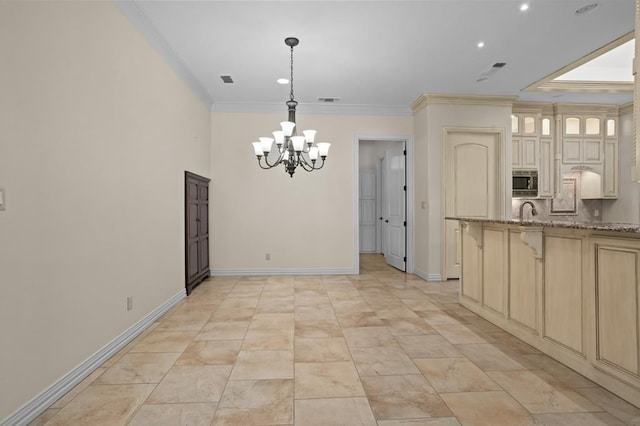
[445,216,640,234]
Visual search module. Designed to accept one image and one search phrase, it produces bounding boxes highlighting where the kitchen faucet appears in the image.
[519,200,538,221]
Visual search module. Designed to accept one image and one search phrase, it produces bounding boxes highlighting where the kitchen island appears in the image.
[446,217,640,407]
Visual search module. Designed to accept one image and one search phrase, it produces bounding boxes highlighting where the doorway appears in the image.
[356,137,413,273]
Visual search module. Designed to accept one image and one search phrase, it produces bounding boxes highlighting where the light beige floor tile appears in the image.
[521,354,598,388]
[455,343,528,371]
[295,337,351,362]
[176,339,242,365]
[294,361,365,398]
[256,296,294,313]
[218,296,259,309]
[336,311,384,328]
[45,384,155,426]
[266,276,294,285]
[533,412,626,425]
[361,374,452,420]
[375,307,422,320]
[129,330,197,353]
[396,334,462,358]
[155,311,212,331]
[230,350,294,380]
[96,352,180,384]
[241,327,294,350]
[27,408,60,426]
[211,307,255,321]
[147,365,232,403]
[351,346,420,376]
[327,289,362,301]
[294,397,376,426]
[383,318,435,336]
[51,367,107,408]
[487,370,602,413]
[212,379,294,425]
[400,298,443,312]
[575,386,640,423]
[295,319,343,338]
[332,299,374,313]
[343,326,398,348]
[414,358,501,393]
[295,304,337,320]
[196,320,249,340]
[431,324,494,345]
[248,312,294,330]
[294,295,331,307]
[421,311,463,326]
[128,403,216,426]
[377,418,461,426]
[441,391,541,426]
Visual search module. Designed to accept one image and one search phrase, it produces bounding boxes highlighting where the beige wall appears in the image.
[210,112,412,273]
[0,2,210,419]
[413,99,513,280]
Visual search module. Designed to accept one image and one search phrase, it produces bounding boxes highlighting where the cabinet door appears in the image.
[538,138,552,197]
[583,139,602,163]
[603,139,618,198]
[512,137,521,168]
[521,138,537,169]
[562,139,582,163]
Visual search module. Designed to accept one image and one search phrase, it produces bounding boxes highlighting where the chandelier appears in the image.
[251,37,330,177]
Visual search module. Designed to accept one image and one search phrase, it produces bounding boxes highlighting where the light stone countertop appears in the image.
[445,216,640,234]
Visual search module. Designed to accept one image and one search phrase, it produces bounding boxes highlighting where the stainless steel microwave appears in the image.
[513,170,538,198]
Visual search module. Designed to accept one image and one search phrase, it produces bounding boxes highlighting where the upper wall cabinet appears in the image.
[512,103,554,198]
[555,104,619,199]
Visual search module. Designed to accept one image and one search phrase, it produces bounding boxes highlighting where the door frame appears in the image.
[441,127,506,280]
[354,134,414,274]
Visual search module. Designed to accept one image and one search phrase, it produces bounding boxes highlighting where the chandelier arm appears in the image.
[262,150,286,168]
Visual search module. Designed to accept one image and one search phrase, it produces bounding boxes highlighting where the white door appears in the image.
[384,145,406,271]
[444,130,501,279]
[359,171,377,253]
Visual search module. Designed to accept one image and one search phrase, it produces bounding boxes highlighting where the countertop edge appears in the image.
[445,216,640,234]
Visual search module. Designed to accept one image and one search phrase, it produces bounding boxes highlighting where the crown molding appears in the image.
[553,102,620,116]
[114,1,213,107]
[411,94,518,113]
[619,102,634,116]
[512,101,555,115]
[210,102,412,116]
[524,32,634,93]
[533,80,633,93]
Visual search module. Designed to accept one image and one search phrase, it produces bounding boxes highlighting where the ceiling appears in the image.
[117,0,635,115]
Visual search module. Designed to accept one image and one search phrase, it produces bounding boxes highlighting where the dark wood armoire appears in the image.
[185,171,210,295]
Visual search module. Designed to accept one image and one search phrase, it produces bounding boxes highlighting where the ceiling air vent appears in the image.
[476,62,507,82]
[318,97,340,103]
[220,75,234,84]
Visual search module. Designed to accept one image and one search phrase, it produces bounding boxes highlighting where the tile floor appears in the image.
[31,254,640,425]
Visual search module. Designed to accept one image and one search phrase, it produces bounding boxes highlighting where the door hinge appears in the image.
[403,185,406,191]
[403,150,406,155]
[403,256,407,262]
[404,221,407,227]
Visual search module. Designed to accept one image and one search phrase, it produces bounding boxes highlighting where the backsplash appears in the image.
[512,172,603,222]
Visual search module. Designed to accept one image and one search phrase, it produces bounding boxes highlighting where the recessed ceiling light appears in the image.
[575,3,598,16]
[277,78,289,85]
[477,41,485,48]
[520,3,529,12]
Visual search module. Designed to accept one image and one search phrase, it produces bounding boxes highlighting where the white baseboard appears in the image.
[210,268,357,276]
[1,290,186,426]
[414,269,443,282]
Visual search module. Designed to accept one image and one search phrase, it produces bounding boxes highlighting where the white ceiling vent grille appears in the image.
[476,62,507,82]
[318,97,341,103]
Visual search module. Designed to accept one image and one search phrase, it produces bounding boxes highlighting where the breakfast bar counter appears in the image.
[446,216,640,408]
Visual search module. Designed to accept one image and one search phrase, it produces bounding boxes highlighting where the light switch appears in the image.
[0,188,4,211]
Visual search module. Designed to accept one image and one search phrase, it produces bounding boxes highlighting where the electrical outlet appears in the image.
[594,209,600,217]
[265,253,271,261]
[127,296,133,311]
